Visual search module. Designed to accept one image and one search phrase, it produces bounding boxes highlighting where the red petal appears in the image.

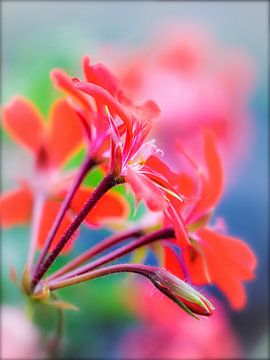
[50,69,92,111]
[126,168,164,212]
[74,81,133,140]
[195,130,224,215]
[182,245,209,284]
[135,100,161,125]
[183,227,256,309]
[69,187,129,226]
[82,55,119,96]
[217,275,247,310]
[106,108,123,175]
[145,155,178,186]
[2,97,44,153]
[47,98,83,167]
[176,173,197,198]
[165,202,190,246]
[37,200,77,254]
[164,245,185,279]
[198,228,257,280]
[0,186,33,227]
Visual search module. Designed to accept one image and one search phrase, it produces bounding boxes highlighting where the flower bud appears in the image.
[149,268,214,319]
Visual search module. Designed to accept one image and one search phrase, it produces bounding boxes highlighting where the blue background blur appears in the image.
[2,1,269,358]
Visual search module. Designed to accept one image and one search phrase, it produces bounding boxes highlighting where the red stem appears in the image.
[49,263,157,291]
[48,228,143,281]
[32,156,96,277]
[49,227,175,286]
[31,173,123,290]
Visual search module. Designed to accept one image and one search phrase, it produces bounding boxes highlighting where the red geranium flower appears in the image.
[0,97,129,255]
[165,130,256,309]
[73,67,190,246]
[69,57,255,309]
[50,56,133,163]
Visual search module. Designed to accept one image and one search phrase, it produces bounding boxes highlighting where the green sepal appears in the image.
[21,266,31,295]
[44,300,79,311]
[31,282,50,302]
[174,297,200,320]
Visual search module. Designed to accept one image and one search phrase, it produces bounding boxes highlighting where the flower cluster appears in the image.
[1,53,256,330]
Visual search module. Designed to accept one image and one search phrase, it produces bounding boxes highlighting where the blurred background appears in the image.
[1,1,269,359]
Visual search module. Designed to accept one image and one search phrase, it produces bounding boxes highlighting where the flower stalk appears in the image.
[47,294,65,360]
[33,156,97,277]
[48,227,175,285]
[48,263,214,318]
[48,228,143,281]
[31,173,124,291]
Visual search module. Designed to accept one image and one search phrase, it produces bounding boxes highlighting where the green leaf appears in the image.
[45,300,80,311]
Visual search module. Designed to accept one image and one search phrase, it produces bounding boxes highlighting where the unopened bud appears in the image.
[149,268,214,319]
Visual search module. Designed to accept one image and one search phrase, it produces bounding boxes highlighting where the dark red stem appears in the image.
[31,173,123,290]
[49,263,157,291]
[49,227,175,285]
[33,156,97,277]
[48,228,143,281]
